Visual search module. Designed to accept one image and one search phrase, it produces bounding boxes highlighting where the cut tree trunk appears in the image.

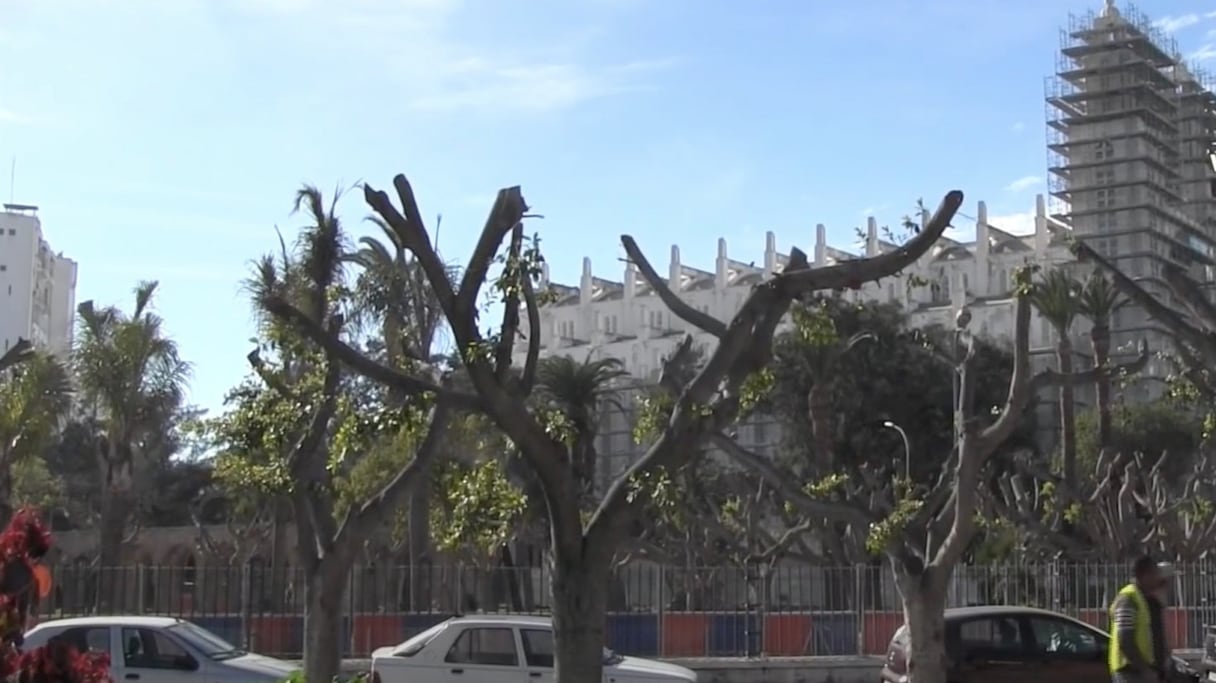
[407,481,432,611]
[1056,337,1077,493]
[302,570,347,683]
[551,553,610,683]
[898,570,950,683]
[1090,324,1113,449]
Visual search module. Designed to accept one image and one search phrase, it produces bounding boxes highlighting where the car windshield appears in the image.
[166,622,246,661]
[394,623,448,656]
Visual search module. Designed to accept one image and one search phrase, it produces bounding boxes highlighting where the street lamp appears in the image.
[883,420,911,482]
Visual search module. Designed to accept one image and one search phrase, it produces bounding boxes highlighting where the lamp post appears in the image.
[882,420,912,482]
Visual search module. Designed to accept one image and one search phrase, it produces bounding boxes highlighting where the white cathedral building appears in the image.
[512,194,1151,484]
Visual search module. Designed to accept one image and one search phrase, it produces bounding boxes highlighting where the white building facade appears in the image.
[514,194,1098,483]
[0,204,78,358]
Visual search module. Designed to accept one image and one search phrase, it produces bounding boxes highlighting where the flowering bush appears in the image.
[0,509,110,683]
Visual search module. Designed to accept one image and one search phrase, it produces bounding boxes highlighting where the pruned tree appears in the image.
[266,172,963,683]
[991,446,1216,562]
[202,184,476,682]
[716,264,1131,683]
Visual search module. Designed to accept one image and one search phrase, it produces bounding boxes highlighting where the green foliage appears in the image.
[11,457,63,510]
[865,495,924,556]
[738,368,775,416]
[768,296,1034,485]
[430,458,526,555]
[632,392,674,444]
[1075,397,1204,483]
[0,353,72,463]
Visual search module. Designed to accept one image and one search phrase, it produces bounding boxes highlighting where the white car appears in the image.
[23,616,299,683]
[370,615,697,683]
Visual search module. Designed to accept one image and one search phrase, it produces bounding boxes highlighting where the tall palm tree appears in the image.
[74,281,191,578]
[533,355,629,500]
[1078,271,1127,451]
[792,301,875,472]
[0,353,72,522]
[1030,269,1083,493]
[345,216,459,610]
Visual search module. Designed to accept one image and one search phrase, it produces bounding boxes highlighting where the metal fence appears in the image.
[38,561,1216,659]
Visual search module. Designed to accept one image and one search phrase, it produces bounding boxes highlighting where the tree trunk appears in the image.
[96,491,134,612]
[1056,337,1077,493]
[302,568,347,683]
[407,479,432,611]
[551,551,609,683]
[897,568,950,683]
[807,384,834,471]
[1090,323,1112,449]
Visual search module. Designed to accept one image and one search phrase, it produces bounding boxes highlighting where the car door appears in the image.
[1024,615,1109,683]
[442,626,525,683]
[118,627,202,683]
[519,628,555,683]
[950,615,1040,683]
[55,625,117,670]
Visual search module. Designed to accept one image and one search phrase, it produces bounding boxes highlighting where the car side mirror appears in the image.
[174,655,199,671]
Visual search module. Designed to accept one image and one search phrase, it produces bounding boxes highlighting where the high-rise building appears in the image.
[0,204,78,358]
[1046,0,1216,360]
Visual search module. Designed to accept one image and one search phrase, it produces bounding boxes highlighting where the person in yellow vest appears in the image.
[1109,556,1175,683]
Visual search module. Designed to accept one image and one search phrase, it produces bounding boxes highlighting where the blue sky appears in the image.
[1,0,1212,416]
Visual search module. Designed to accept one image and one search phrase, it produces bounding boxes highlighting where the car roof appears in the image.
[944,605,1099,622]
[445,614,552,628]
[29,616,186,631]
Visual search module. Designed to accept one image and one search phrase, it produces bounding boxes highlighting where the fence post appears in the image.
[241,563,253,650]
[656,564,665,659]
[854,564,865,656]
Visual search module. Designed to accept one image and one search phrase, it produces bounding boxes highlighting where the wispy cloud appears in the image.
[1005,175,1041,193]
[860,205,887,217]
[1193,44,1216,62]
[987,210,1036,236]
[0,108,27,125]
[1011,121,1025,134]
[407,58,679,113]
[1156,14,1202,32]
[226,0,677,115]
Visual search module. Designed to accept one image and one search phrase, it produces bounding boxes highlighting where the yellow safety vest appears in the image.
[1109,583,1155,673]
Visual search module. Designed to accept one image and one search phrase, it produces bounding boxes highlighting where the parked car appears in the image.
[879,605,1197,683]
[370,615,697,683]
[23,616,299,683]
[1201,624,1216,680]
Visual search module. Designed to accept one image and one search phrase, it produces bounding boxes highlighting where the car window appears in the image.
[445,628,519,667]
[59,627,111,656]
[521,629,554,668]
[122,628,195,670]
[955,616,1026,660]
[1027,617,1103,656]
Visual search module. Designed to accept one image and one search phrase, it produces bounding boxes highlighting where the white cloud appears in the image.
[987,210,1036,236]
[1156,14,1201,32]
[1193,44,1216,62]
[0,108,27,125]
[406,58,678,113]
[226,0,678,114]
[1005,175,1042,193]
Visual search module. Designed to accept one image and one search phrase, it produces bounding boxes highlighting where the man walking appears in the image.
[1110,556,1175,683]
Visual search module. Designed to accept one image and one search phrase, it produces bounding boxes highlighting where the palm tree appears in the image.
[1077,271,1127,451]
[345,216,459,611]
[1029,269,1083,493]
[0,353,72,523]
[74,281,191,581]
[792,301,875,472]
[533,354,629,500]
